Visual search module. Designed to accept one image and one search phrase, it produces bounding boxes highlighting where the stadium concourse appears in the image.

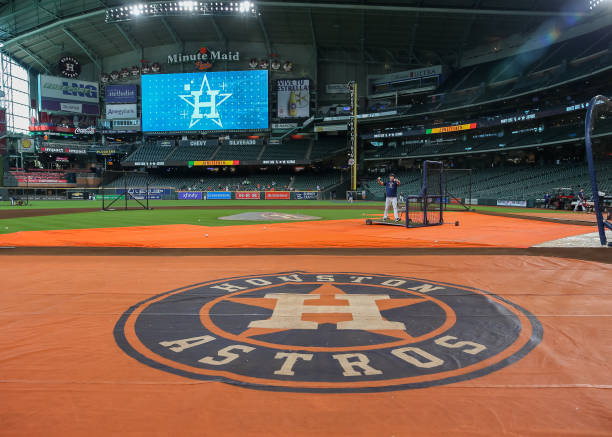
[0,0,612,436]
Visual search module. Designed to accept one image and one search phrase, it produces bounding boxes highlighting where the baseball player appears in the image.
[574,188,586,212]
[377,173,401,222]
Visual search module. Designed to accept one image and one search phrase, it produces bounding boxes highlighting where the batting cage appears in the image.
[405,160,444,227]
[366,160,449,228]
[100,170,152,211]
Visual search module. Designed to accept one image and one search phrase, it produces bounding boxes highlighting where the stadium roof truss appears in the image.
[0,0,598,73]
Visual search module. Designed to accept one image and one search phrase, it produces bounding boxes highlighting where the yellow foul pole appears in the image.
[351,82,358,191]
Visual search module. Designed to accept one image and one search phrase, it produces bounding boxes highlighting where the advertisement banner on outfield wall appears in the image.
[178,191,204,200]
[207,191,232,200]
[236,191,260,200]
[265,191,290,200]
[497,200,527,207]
[115,188,170,200]
[277,79,309,118]
[38,74,99,115]
[294,191,318,200]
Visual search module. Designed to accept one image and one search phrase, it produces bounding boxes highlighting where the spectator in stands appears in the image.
[544,192,551,209]
[574,188,586,212]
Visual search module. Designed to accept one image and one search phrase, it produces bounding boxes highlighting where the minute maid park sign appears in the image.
[167,46,239,70]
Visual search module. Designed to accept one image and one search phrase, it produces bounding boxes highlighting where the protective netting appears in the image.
[406,195,443,226]
[405,161,444,227]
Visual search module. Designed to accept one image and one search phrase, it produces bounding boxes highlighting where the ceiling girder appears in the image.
[62,27,101,70]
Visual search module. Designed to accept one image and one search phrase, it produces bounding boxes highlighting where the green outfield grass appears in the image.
[0,199,585,235]
[0,207,383,234]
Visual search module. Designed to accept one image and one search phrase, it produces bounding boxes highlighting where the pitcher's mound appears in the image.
[219,212,321,221]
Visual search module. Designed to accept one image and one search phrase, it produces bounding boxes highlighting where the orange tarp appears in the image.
[0,254,610,436]
[0,213,594,248]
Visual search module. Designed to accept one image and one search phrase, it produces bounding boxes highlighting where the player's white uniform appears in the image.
[382,179,400,220]
[384,197,398,220]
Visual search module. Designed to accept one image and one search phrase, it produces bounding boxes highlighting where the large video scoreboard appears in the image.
[141,70,268,132]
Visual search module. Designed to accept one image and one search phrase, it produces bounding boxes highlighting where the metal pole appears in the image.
[584,95,612,246]
[124,171,128,210]
[352,82,358,191]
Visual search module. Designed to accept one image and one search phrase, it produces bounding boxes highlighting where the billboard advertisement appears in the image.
[105,85,138,103]
[277,79,309,118]
[178,191,204,200]
[18,138,35,153]
[236,191,260,200]
[497,200,527,207]
[115,188,171,200]
[141,70,269,132]
[38,74,99,115]
[294,191,319,200]
[106,104,138,120]
[265,191,290,200]
[206,191,232,200]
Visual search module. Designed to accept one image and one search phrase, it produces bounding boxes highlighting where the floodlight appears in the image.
[105,0,258,22]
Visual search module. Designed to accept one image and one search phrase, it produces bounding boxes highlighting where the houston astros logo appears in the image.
[178,74,232,129]
[115,272,542,392]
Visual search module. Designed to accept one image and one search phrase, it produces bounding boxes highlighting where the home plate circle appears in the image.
[219,212,321,221]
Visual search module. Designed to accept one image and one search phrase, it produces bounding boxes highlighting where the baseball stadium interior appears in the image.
[0,1,611,436]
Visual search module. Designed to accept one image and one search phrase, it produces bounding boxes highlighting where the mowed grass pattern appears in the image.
[0,207,380,234]
[0,199,582,235]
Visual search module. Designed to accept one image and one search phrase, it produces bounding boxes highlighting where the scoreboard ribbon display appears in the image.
[426,123,477,134]
[141,70,269,132]
[189,160,240,166]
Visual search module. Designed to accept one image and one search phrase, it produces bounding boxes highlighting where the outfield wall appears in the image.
[0,187,322,202]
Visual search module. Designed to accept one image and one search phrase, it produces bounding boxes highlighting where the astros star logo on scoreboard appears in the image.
[178,74,232,129]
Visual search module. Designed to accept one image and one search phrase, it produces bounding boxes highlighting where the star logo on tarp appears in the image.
[229,283,427,341]
[178,74,232,129]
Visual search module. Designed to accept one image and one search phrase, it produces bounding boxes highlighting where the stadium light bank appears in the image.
[105,1,258,23]
[589,0,610,10]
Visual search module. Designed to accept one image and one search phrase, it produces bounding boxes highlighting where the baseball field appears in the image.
[1,199,610,436]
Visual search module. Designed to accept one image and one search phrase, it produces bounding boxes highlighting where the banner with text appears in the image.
[105,85,138,104]
[178,191,204,200]
[294,191,318,200]
[265,191,290,200]
[106,104,138,120]
[497,200,527,207]
[206,191,232,200]
[277,79,310,118]
[179,139,219,147]
[38,74,99,115]
[236,191,260,200]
